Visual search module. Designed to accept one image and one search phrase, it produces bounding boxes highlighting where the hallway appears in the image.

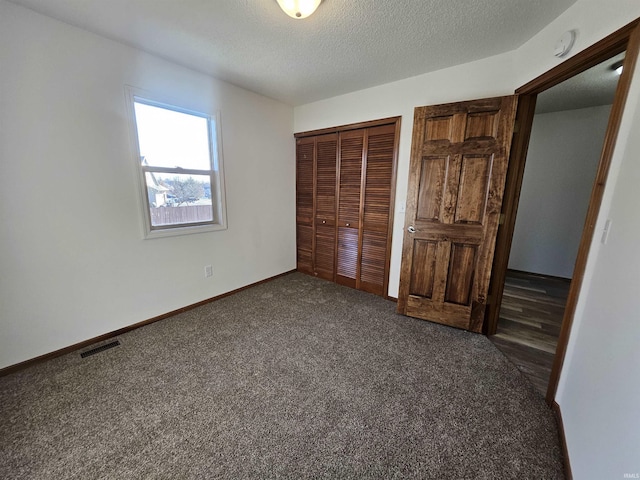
[490,270,570,395]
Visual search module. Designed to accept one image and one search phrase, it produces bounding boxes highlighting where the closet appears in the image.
[295,117,400,297]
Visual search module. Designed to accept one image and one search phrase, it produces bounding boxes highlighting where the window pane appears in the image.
[145,173,213,227]
[134,101,212,170]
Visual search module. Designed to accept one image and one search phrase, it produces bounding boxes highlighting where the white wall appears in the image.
[508,105,612,278]
[0,0,296,369]
[296,1,640,477]
[555,49,640,480]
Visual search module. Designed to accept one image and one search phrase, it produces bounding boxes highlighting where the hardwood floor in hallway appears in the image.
[490,270,571,395]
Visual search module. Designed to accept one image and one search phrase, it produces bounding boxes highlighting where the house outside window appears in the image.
[126,87,227,238]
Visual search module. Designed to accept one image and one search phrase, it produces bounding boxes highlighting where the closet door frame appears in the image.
[295,116,401,299]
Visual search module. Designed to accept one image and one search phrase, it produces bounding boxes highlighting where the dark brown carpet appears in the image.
[0,273,564,479]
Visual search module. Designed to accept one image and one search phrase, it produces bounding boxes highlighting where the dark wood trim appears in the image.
[387,296,398,303]
[517,19,639,95]
[552,401,573,480]
[384,117,401,298]
[487,17,640,406]
[294,116,401,138]
[0,270,297,377]
[546,21,640,405]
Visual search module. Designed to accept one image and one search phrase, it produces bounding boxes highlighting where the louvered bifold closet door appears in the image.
[360,124,396,295]
[296,137,315,274]
[295,117,399,298]
[313,134,338,280]
[336,129,365,289]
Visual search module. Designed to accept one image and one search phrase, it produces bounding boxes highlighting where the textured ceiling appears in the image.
[535,52,624,114]
[9,0,578,106]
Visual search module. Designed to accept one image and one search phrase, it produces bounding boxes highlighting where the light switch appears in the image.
[601,219,612,245]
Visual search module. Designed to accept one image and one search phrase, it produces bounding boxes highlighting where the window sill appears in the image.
[144,222,227,239]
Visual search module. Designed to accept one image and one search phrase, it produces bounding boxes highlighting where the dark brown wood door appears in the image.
[335,125,397,295]
[313,134,338,280]
[360,124,397,295]
[336,129,365,289]
[398,96,517,332]
[296,136,314,275]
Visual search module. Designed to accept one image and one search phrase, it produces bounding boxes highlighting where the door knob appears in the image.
[407,225,416,233]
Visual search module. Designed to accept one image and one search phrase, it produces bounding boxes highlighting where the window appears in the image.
[126,88,226,238]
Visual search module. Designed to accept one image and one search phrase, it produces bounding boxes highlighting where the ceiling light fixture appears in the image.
[611,60,624,76]
[276,0,322,19]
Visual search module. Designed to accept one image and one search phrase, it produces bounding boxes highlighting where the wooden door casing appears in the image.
[398,96,518,332]
[488,19,640,405]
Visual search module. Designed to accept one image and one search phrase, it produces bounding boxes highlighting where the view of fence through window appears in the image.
[134,100,215,228]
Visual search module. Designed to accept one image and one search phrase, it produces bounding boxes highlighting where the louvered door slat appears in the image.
[360,125,396,294]
[360,230,387,295]
[315,224,335,278]
[297,224,313,273]
[315,135,337,220]
[336,130,364,286]
[314,134,338,280]
[337,131,364,228]
[296,140,314,223]
[337,227,359,287]
[296,138,314,274]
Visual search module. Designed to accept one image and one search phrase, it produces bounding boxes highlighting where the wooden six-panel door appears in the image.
[397,96,517,332]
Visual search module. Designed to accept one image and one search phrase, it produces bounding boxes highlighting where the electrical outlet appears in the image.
[204,265,213,278]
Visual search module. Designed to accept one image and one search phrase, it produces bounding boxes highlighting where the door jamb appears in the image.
[486,18,640,406]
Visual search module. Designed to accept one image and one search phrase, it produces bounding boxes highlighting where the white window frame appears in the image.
[125,86,227,239]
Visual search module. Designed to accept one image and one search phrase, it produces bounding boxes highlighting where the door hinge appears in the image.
[513,122,520,134]
[499,213,506,225]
